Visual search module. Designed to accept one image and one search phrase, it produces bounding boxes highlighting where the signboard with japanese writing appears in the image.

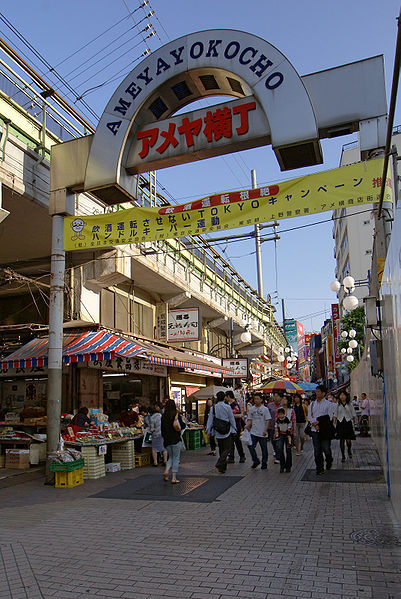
[156,303,168,342]
[167,307,200,342]
[331,304,342,364]
[126,97,268,173]
[86,357,167,377]
[65,158,391,251]
[222,358,248,378]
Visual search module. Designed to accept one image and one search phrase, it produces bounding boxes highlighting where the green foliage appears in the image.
[338,306,365,371]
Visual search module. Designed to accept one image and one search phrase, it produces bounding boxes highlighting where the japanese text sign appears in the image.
[65,158,391,251]
[126,96,268,173]
[331,304,342,364]
[222,358,248,378]
[167,307,200,342]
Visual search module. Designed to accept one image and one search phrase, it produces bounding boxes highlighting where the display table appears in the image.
[65,436,141,479]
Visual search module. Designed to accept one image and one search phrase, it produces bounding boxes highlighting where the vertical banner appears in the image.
[331,304,342,364]
[326,335,334,374]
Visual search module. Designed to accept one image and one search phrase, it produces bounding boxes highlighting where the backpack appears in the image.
[212,405,231,435]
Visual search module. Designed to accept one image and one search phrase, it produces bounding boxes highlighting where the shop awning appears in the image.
[1,330,147,370]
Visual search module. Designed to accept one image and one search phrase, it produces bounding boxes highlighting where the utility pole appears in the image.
[281,298,286,328]
[252,169,263,298]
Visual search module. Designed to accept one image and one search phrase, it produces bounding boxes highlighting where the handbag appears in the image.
[173,417,181,432]
[304,422,312,437]
[212,406,231,435]
[144,431,152,444]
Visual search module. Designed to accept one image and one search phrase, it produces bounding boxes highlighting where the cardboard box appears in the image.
[5,449,30,469]
[105,462,121,472]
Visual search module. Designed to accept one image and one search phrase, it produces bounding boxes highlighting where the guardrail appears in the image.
[0,38,286,349]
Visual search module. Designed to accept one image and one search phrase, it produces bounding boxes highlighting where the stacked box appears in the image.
[105,462,121,472]
[183,429,201,450]
[55,468,84,488]
[81,446,106,479]
[111,440,135,470]
[5,449,30,469]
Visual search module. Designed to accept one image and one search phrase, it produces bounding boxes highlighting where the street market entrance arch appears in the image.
[53,29,387,208]
[84,29,322,202]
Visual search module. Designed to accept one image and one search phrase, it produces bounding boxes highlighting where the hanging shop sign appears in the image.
[222,358,248,378]
[86,357,167,377]
[331,304,342,364]
[64,158,391,250]
[167,307,200,342]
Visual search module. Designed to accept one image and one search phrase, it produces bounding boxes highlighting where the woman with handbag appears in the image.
[293,393,308,456]
[149,404,168,467]
[161,399,185,483]
[333,391,357,462]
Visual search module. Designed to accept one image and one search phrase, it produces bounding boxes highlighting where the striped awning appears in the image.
[147,355,233,376]
[1,330,147,370]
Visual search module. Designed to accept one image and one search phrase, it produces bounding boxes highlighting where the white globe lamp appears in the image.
[349,329,357,338]
[347,347,353,354]
[341,348,347,354]
[346,355,354,363]
[343,295,359,311]
[330,280,341,292]
[349,339,358,349]
[343,275,355,290]
[341,331,348,339]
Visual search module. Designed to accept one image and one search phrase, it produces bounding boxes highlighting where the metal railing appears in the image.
[0,38,286,348]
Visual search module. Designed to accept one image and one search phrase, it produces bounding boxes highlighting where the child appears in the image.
[274,407,293,473]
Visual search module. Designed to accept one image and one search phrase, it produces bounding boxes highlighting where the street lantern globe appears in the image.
[347,347,353,354]
[349,329,357,338]
[330,280,341,292]
[349,339,358,349]
[240,331,252,344]
[285,346,291,353]
[341,348,347,354]
[346,355,354,362]
[341,331,348,339]
[342,275,355,290]
[343,295,359,311]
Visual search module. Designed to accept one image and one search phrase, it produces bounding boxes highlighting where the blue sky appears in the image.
[1,0,400,332]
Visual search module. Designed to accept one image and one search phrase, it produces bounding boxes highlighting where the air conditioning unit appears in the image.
[85,249,132,289]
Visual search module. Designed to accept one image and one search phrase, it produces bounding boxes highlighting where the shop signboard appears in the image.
[156,303,168,341]
[87,357,167,377]
[222,358,248,378]
[167,307,200,342]
[326,335,334,375]
[331,303,342,364]
[284,319,298,354]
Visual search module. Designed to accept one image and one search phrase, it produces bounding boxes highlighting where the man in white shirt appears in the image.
[308,385,334,475]
[206,391,237,473]
[245,393,271,470]
[361,393,370,417]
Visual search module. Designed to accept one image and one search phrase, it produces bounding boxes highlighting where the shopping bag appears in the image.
[241,428,252,446]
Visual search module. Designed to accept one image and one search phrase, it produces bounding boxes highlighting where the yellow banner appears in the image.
[65,158,391,251]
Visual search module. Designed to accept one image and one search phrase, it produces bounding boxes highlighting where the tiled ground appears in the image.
[0,435,400,599]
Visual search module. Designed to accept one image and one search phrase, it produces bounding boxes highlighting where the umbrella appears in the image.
[261,380,304,394]
[298,382,318,392]
[187,385,233,400]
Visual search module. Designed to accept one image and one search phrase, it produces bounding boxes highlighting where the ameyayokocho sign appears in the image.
[128,96,268,173]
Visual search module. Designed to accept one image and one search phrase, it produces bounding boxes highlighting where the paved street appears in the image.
[0,435,400,599]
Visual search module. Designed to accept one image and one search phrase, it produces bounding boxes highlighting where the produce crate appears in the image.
[112,441,135,470]
[134,453,151,467]
[55,468,84,488]
[50,458,84,472]
[183,429,201,450]
[81,446,106,479]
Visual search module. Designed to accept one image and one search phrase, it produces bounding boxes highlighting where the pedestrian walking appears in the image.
[161,399,185,484]
[293,393,308,455]
[149,404,168,467]
[308,385,334,475]
[267,392,282,464]
[245,393,271,470]
[225,390,246,463]
[333,391,357,461]
[204,398,216,456]
[274,407,294,472]
[206,391,236,473]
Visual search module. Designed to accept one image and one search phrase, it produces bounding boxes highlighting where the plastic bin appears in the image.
[55,468,84,488]
[50,458,84,472]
